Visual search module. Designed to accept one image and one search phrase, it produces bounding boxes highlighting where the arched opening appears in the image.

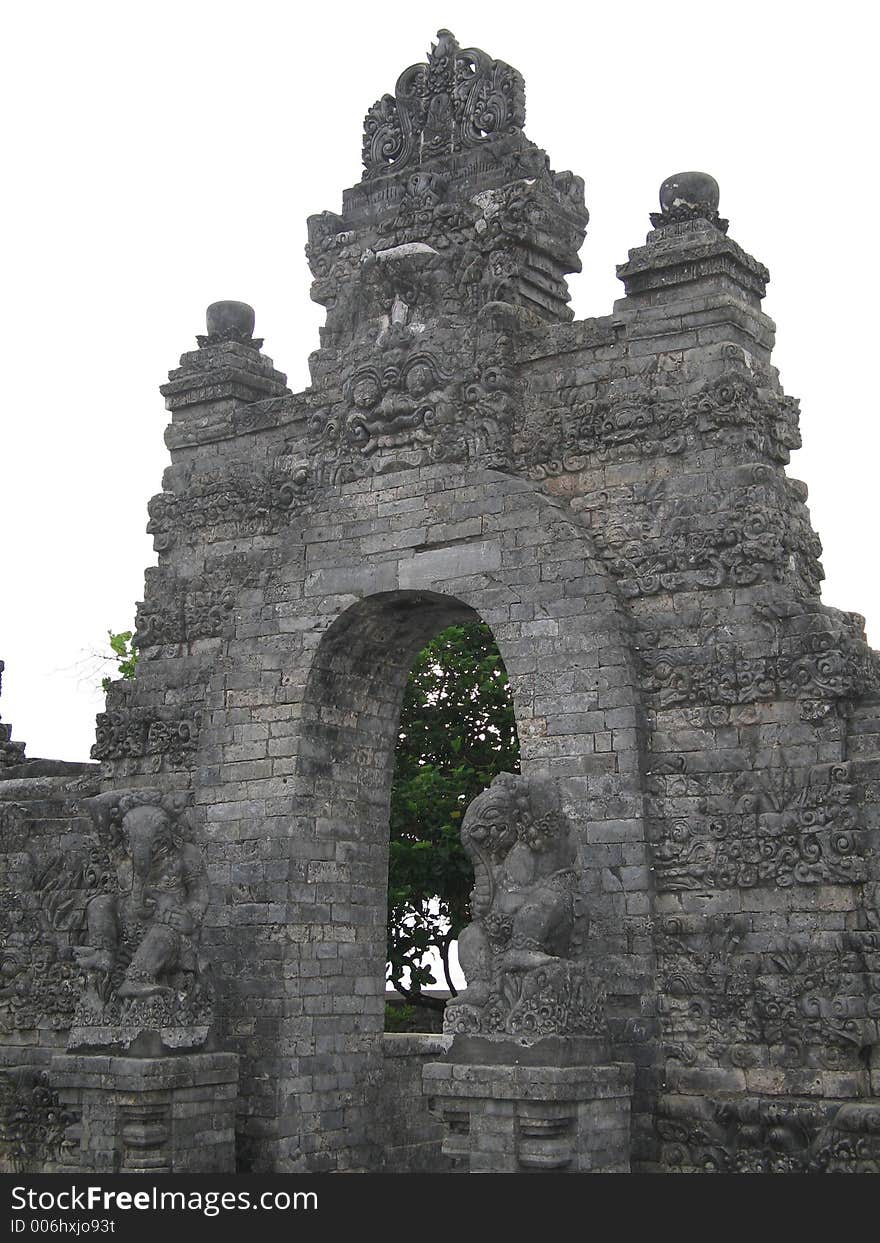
[296,592,498,1027]
[289,591,521,1165]
[385,620,520,1031]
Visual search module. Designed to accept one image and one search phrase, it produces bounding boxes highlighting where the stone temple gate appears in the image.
[2,29,880,1175]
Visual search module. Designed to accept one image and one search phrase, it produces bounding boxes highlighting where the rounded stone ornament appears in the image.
[658,171,720,214]
[205,300,255,338]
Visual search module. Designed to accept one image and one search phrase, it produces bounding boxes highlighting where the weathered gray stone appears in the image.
[2,25,880,1176]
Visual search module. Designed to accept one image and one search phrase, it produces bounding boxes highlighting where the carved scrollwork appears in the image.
[657,915,876,1070]
[650,761,865,892]
[657,1095,880,1173]
[590,485,822,600]
[640,609,880,709]
[91,707,201,771]
[0,1069,79,1173]
[146,461,313,552]
[361,30,526,179]
[520,369,802,479]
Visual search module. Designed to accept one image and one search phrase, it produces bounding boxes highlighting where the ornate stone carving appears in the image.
[68,789,213,1051]
[307,326,522,482]
[0,1068,78,1173]
[591,485,823,600]
[463,330,518,470]
[362,30,526,179]
[307,33,587,361]
[444,772,605,1038]
[650,760,865,892]
[307,179,586,342]
[92,702,201,772]
[657,915,876,1070]
[657,1095,880,1174]
[133,556,269,649]
[0,815,87,1037]
[520,364,802,476]
[146,460,312,553]
[342,339,461,461]
[639,606,880,710]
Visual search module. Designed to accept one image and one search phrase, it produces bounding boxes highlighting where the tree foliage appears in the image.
[101,630,137,692]
[387,622,519,1009]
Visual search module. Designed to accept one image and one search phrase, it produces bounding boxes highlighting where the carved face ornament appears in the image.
[344,353,456,455]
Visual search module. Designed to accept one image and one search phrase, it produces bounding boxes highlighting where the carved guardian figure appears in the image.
[68,789,213,1050]
[445,772,605,1039]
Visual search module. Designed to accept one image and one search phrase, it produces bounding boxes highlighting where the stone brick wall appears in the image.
[377,1034,452,1172]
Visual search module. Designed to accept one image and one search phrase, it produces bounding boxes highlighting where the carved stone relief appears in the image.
[67,789,213,1051]
[445,773,605,1039]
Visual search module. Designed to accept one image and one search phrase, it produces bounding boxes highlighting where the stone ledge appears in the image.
[382,1033,453,1059]
[424,1060,634,1099]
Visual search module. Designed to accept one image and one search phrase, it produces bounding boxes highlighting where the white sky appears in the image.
[2,0,878,762]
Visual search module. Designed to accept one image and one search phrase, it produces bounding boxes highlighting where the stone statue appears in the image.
[445,771,605,1039]
[68,789,212,1050]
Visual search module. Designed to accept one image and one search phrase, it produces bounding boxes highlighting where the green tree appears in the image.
[101,630,137,692]
[387,622,519,1011]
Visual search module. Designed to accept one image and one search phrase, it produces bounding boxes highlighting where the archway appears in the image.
[210,470,651,1172]
[292,592,483,1164]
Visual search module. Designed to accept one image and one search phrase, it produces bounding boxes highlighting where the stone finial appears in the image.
[650,170,729,234]
[198,300,260,349]
[361,29,527,178]
[205,300,255,338]
[618,169,767,305]
[161,300,290,424]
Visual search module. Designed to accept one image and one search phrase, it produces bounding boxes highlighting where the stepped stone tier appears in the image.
[2,29,880,1174]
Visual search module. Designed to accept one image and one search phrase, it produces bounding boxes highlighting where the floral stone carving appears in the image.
[0,1068,78,1174]
[361,29,526,179]
[444,772,605,1040]
[67,789,214,1052]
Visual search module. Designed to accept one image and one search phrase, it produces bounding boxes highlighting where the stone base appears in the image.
[51,1052,239,1173]
[423,1060,634,1173]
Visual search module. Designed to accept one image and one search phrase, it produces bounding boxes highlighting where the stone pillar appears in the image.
[51,1052,239,1174]
[158,300,291,454]
[424,1058,633,1173]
